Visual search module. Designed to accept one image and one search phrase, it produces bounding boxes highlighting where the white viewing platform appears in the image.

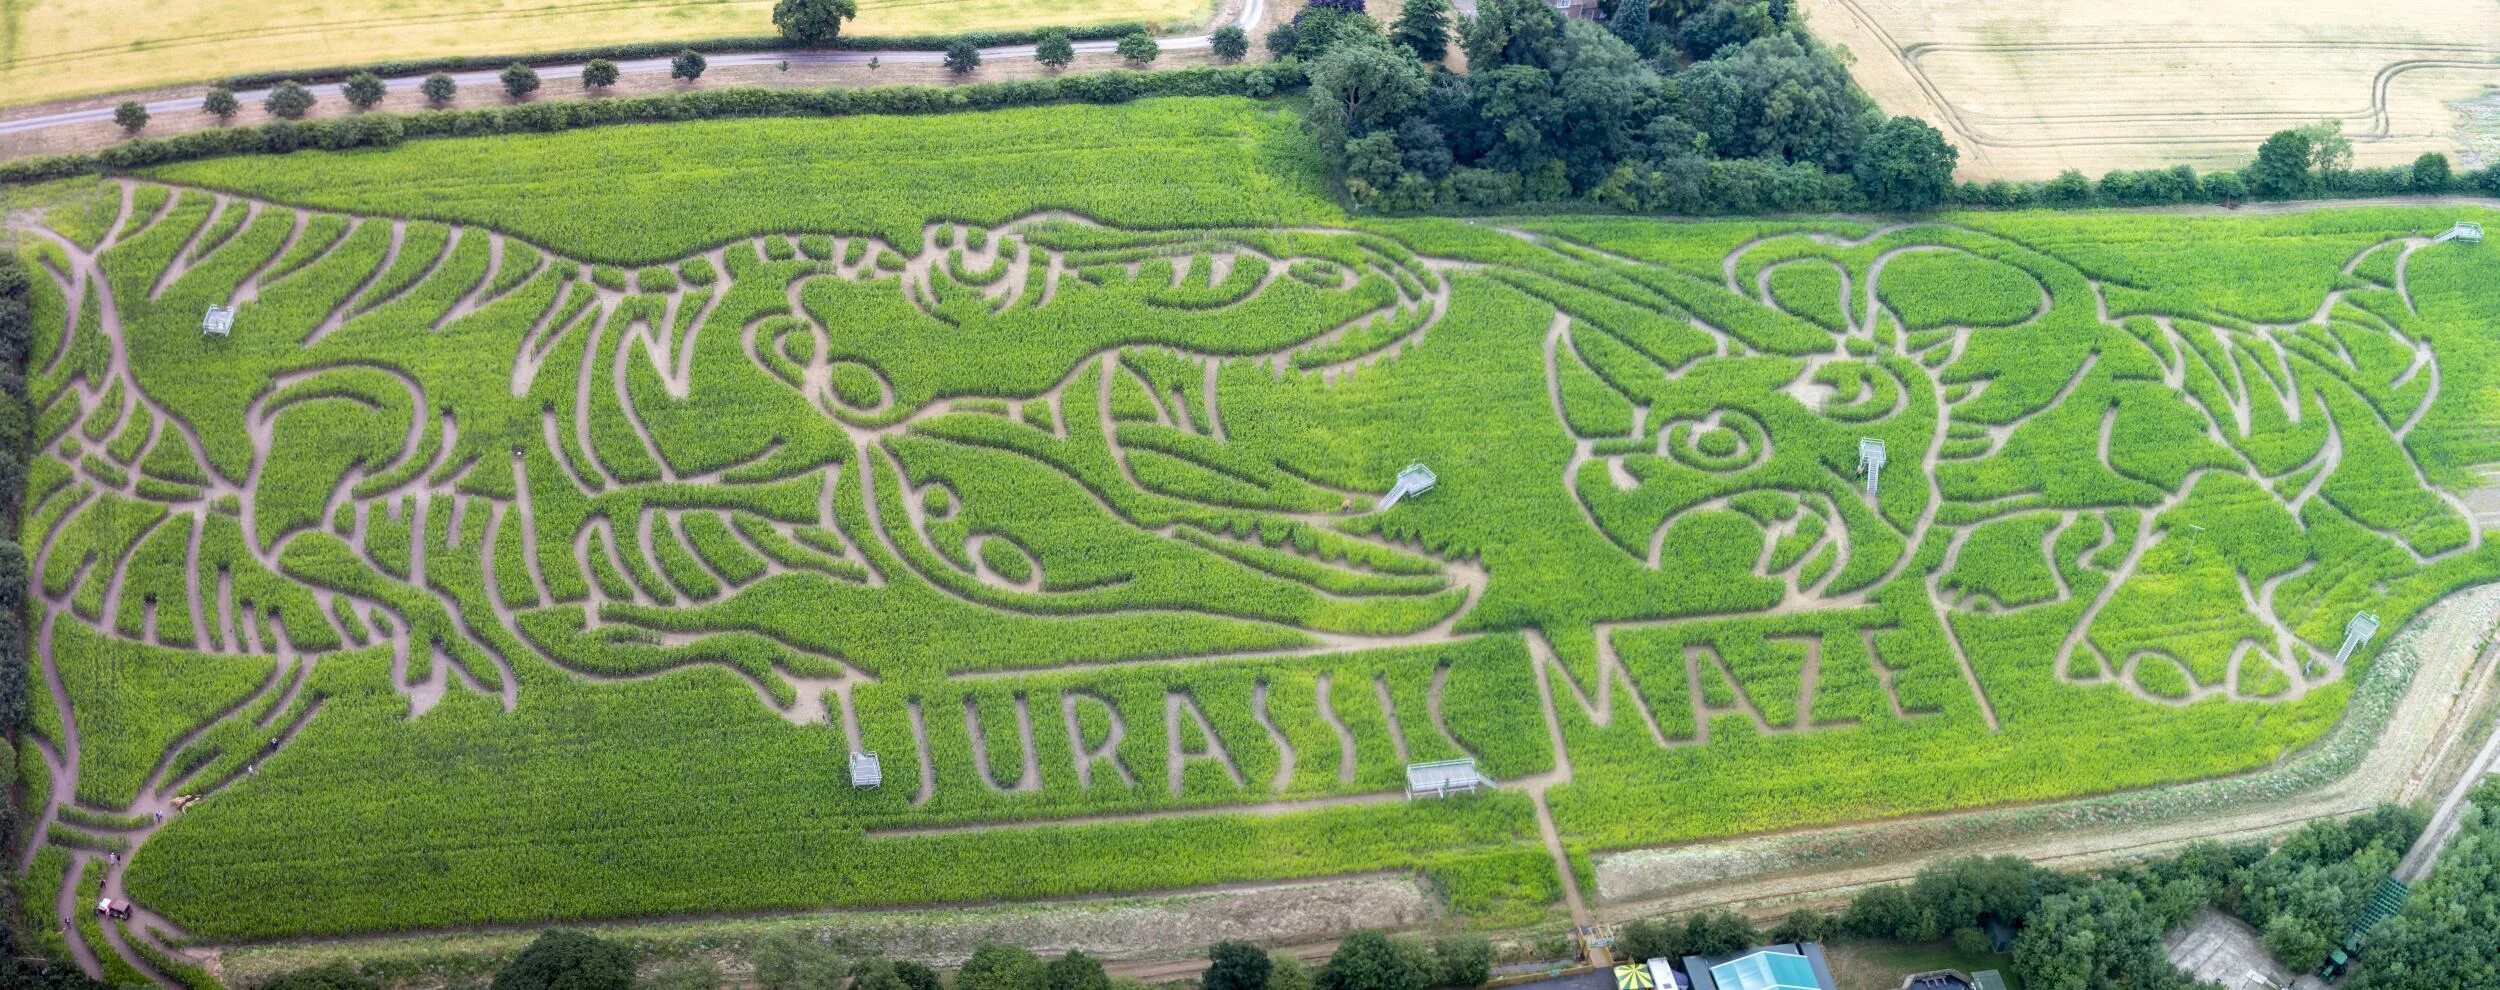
[848,750,882,788]
[1375,463,1438,512]
[2428,221,2482,245]
[201,305,235,337]
[1406,758,1490,799]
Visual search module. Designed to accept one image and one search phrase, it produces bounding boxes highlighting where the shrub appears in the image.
[113,101,149,134]
[263,81,315,119]
[751,933,846,990]
[1431,937,1491,989]
[1211,25,1250,61]
[583,59,621,90]
[1117,32,1160,65]
[958,945,1045,990]
[503,63,543,99]
[493,931,634,990]
[1317,933,1426,990]
[672,50,709,82]
[421,72,458,106]
[945,41,983,75]
[343,71,387,110]
[1043,951,1108,990]
[202,87,239,120]
[260,962,382,990]
[1204,943,1270,990]
[893,962,940,990]
[639,959,721,990]
[773,0,859,46]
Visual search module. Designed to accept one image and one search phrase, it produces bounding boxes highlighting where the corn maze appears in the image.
[7,113,2500,981]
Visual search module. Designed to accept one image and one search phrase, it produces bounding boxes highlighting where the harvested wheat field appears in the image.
[1802,0,2500,179]
[0,0,1209,110]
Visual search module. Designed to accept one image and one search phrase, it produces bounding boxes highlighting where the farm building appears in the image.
[1680,944,1837,990]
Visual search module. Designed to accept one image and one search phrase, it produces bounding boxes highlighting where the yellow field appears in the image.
[0,0,1210,108]
[1801,0,2500,179]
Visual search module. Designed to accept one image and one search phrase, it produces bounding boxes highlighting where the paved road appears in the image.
[0,0,1263,138]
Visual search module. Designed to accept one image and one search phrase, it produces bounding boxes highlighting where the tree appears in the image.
[1201,942,1271,990]
[1767,909,1837,945]
[1307,36,1431,167]
[1676,0,1775,60]
[1610,0,1651,55]
[1681,910,1760,957]
[956,945,1045,990]
[1035,29,1077,69]
[202,87,239,121]
[1266,23,1301,59]
[1675,33,1872,170]
[751,934,846,990]
[1390,0,1450,62]
[671,49,709,82]
[2297,119,2352,180]
[2245,127,2316,198]
[502,62,542,99]
[343,71,387,110]
[420,72,458,106]
[1211,24,1250,61]
[112,101,149,135]
[583,58,620,89]
[260,963,381,990]
[1042,951,1107,990]
[1116,31,1160,65]
[1431,937,1491,989]
[2411,152,2451,192]
[892,962,941,990]
[493,931,635,990]
[1853,114,1957,209]
[944,41,983,75]
[2009,881,2187,990]
[263,80,316,119]
[2349,784,2500,990]
[773,0,858,45]
[1461,0,1565,72]
[1317,932,1427,990]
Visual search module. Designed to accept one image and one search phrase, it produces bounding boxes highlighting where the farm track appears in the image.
[8,187,2498,981]
[0,0,1269,145]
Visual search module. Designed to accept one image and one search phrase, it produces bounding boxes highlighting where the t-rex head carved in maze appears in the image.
[16,188,1480,741]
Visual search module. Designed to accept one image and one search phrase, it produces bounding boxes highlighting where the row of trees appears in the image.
[114,52,716,134]
[1294,0,1961,215]
[250,928,1494,990]
[1943,125,2498,209]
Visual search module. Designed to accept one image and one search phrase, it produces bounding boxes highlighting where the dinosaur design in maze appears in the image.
[3,181,2484,976]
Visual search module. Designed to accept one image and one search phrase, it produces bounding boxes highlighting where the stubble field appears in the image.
[1800,0,2500,179]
